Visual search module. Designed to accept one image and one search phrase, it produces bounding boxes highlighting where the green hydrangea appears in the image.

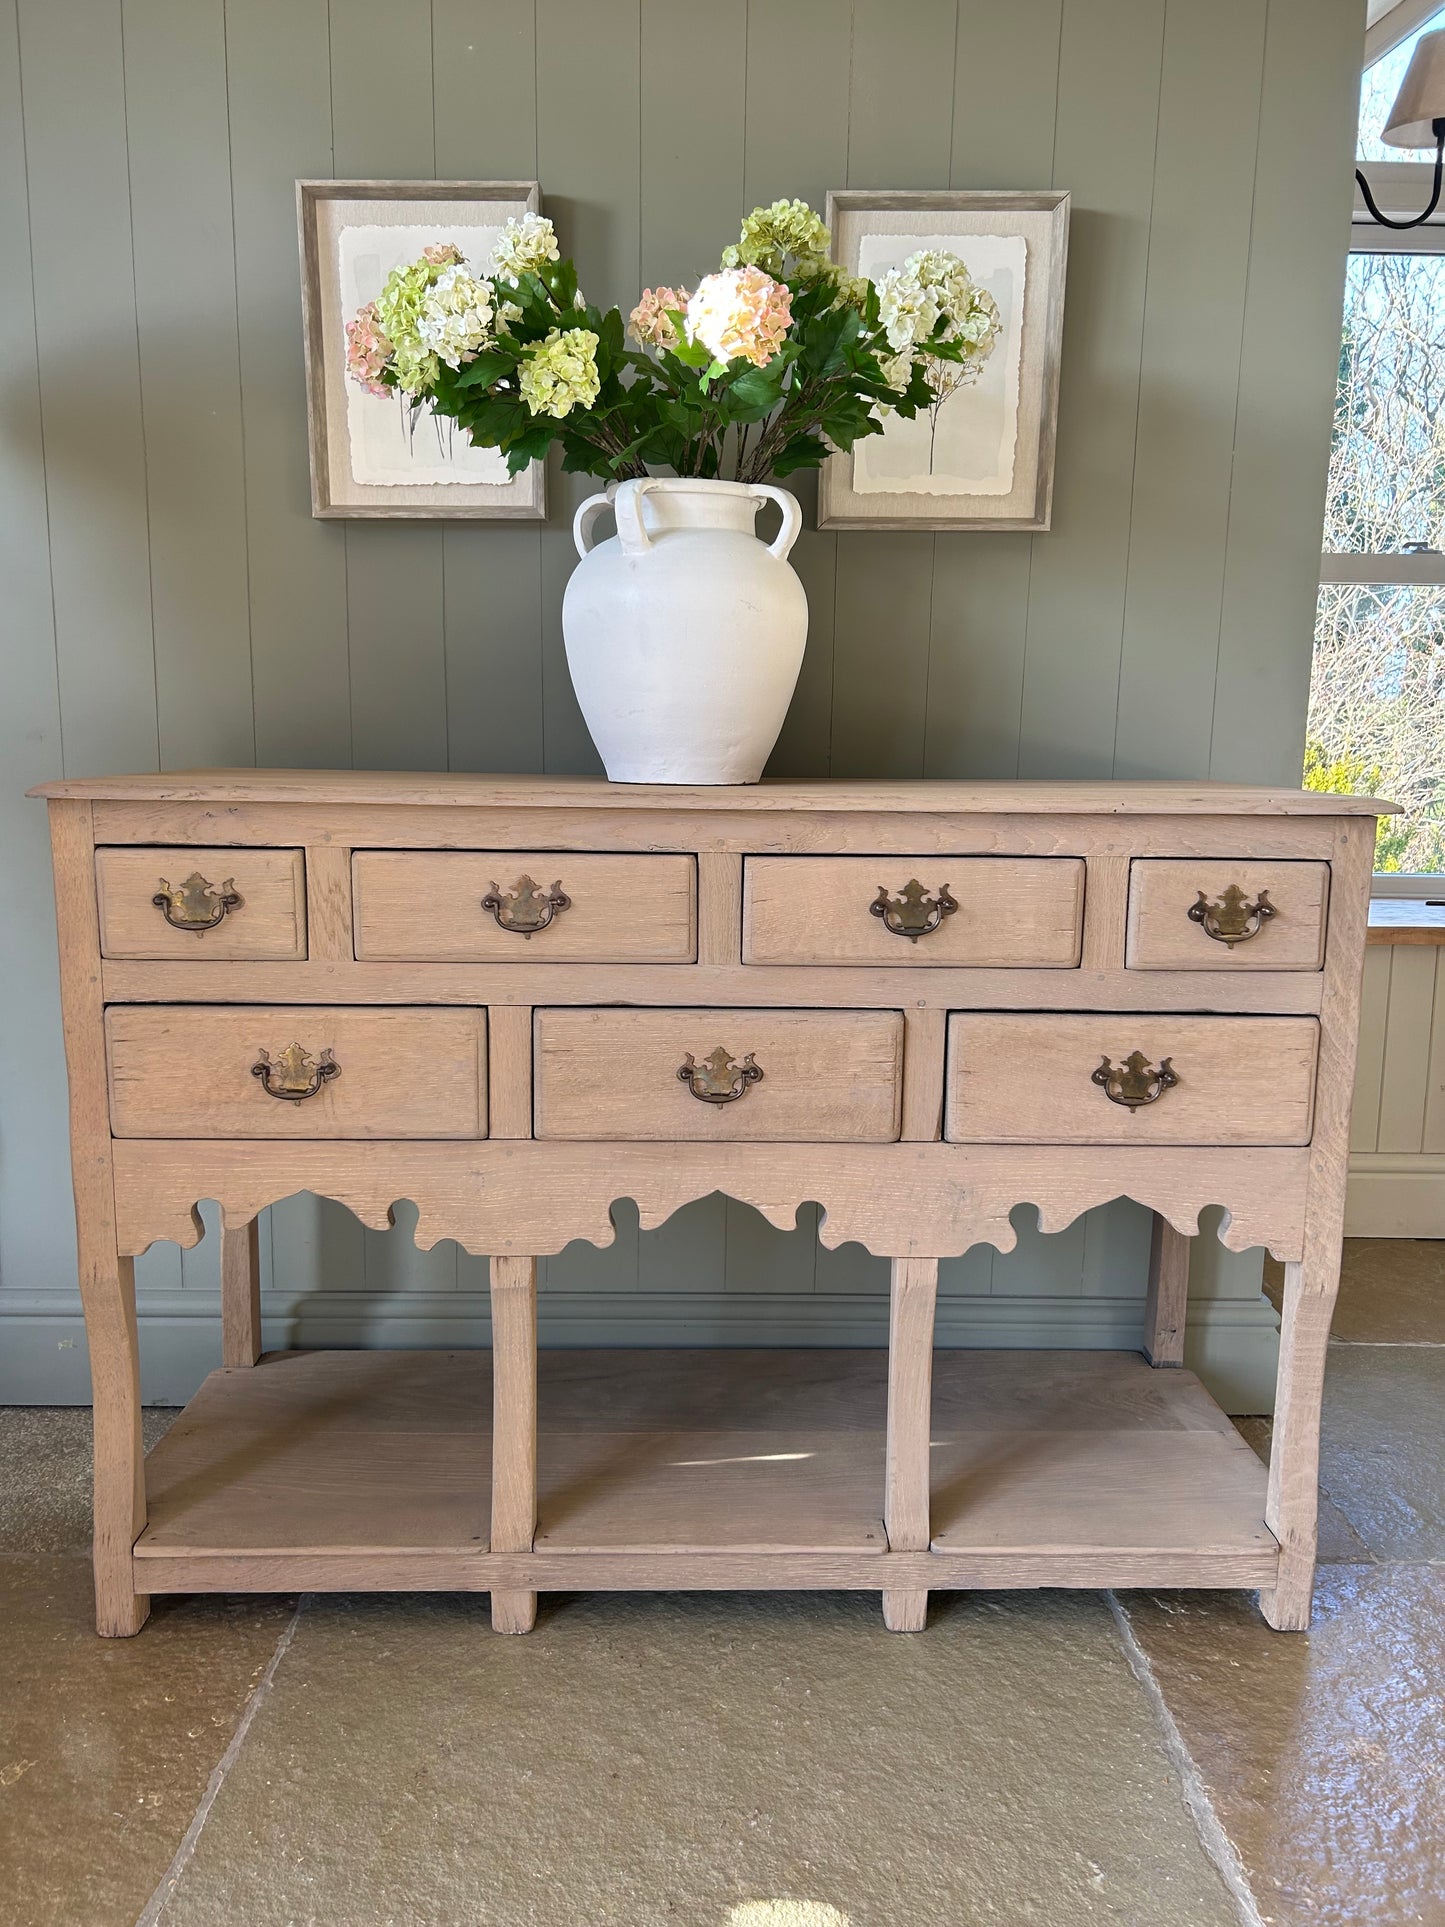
[519,326,601,418]
[723,198,831,278]
[374,259,440,394]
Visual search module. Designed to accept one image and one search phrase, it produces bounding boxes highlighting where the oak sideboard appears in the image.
[31,772,1386,1638]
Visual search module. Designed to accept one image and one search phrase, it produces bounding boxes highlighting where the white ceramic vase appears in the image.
[562,476,808,784]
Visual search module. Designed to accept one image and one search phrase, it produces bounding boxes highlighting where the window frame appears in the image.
[1316,169,1445,885]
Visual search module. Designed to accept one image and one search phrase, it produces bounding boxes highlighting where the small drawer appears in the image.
[743,857,1084,966]
[106,1007,487,1139]
[352,852,696,962]
[533,1007,903,1141]
[944,1014,1319,1146]
[1126,860,1329,970]
[96,847,306,960]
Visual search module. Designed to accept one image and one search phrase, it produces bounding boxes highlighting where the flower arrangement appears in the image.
[344,201,1001,485]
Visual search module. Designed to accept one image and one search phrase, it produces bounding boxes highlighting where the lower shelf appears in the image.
[134,1346,1277,1595]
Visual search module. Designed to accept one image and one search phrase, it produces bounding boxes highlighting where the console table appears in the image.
[32,773,1384,1639]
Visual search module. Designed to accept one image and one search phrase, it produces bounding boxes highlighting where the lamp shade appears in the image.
[1384,27,1445,147]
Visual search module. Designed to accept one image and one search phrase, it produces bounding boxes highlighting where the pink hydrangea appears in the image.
[422,242,464,266]
[685,266,792,367]
[344,301,392,396]
[628,284,691,350]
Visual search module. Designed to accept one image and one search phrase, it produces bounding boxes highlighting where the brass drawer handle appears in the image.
[481,874,571,937]
[870,879,958,942]
[678,1047,764,1104]
[1093,1052,1178,1110]
[252,1043,340,1102]
[1188,884,1275,948]
[152,871,242,934]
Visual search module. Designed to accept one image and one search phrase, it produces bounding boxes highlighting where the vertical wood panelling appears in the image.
[1112,0,1264,778]
[1424,950,1445,1153]
[1211,0,1363,784]
[123,0,255,770]
[1,0,1377,1396]
[19,0,159,778]
[1376,947,1439,1152]
[1351,946,1390,1153]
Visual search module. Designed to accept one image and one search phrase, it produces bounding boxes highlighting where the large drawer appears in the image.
[944,1014,1319,1146]
[106,1007,487,1139]
[1126,860,1329,970]
[533,1008,904,1141]
[352,852,696,961]
[96,847,306,960]
[743,857,1084,966]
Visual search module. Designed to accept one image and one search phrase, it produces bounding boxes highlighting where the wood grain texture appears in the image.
[96,847,305,961]
[489,1254,537,1632]
[1080,854,1130,972]
[742,857,1084,966]
[1367,901,1445,943]
[900,1007,947,1143]
[533,1007,904,1143]
[304,844,354,961]
[1143,1216,1189,1367]
[1127,859,1329,970]
[487,1006,533,1140]
[697,851,744,967]
[106,1006,487,1140]
[352,851,696,961]
[885,1258,939,1627]
[220,1219,262,1368]
[945,1014,1320,1147]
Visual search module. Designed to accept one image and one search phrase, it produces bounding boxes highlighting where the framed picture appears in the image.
[297,179,546,520]
[818,189,1069,532]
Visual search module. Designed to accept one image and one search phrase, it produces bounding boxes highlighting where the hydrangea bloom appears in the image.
[344,301,392,396]
[876,248,1001,374]
[722,198,831,279]
[628,285,691,350]
[519,326,600,417]
[422,241,464,267]
[493,212,561,281]
[686,267,792,368]
[417,264,496,369]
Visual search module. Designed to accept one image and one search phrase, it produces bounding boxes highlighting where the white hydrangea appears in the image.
[416,265,496,369]
[492,212,561,281]
[876,249,998,363]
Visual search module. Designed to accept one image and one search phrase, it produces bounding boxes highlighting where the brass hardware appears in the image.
[677,1047,764,1104]
[870,879,959,942]
[1187,884,1276,948]
[251,1042,339,1102]
[481,874,571,937]
[152,871,242,933]
[1092,1052,1178,1110]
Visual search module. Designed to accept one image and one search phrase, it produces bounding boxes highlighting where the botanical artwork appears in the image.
[852,234,1024,497]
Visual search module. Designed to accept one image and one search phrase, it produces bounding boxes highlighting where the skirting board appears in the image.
[1346,1154,1445,1238]
[0,1287,1281,1412]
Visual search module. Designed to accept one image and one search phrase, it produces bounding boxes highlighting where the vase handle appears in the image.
[572,489,615,559]
[612,477,660,555]
[752,485,803,563]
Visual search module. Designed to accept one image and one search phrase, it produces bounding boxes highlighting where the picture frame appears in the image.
[818,189,1070,533]
[297,179,547,521]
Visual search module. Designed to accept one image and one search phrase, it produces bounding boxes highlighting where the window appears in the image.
[1311,12,1445,880]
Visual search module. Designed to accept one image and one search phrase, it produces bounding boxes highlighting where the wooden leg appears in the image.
[220,1219,262,1367]
[86,1252,150,1636]
[883,1256,939,1632]
[489,1254,538,1633]
[1143,1215,1189,1367]
[1259,1261,1336,1630]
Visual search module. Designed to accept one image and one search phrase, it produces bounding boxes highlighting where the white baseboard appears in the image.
[1345,1154,1445,1238]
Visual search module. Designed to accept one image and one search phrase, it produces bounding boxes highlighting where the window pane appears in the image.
[1358,10,1445,160]
[1308,584,1445,874]
[1325,251,1445,555]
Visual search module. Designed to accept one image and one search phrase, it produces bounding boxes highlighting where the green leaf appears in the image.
[450,347,515,391]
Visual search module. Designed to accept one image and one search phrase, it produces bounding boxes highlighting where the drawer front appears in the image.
[534,1008,904,1142]
[743,857,1084,966]
[1127,860,1329,970]
[944,1014,1318,1146]
[106,1007,487,1139]
[96,847,306,960]
[352,852,696,962]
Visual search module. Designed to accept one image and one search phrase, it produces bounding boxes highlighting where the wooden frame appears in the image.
[296,179,546,521]
[30,773,1386,1639]
[818,189,1070,532]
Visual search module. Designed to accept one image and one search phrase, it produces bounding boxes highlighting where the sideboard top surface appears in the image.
[28,770,1393,815]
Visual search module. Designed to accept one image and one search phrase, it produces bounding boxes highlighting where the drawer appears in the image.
[96,847,306,960]
[106,1007,487,1139]
[743,857,1084,966]
[352,852,696,962]
[533,1008,904,1141]
[1126,860,1329,970]
[944,1014,1319,1146]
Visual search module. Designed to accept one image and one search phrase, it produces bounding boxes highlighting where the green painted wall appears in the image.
[0,0,1365,1406]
